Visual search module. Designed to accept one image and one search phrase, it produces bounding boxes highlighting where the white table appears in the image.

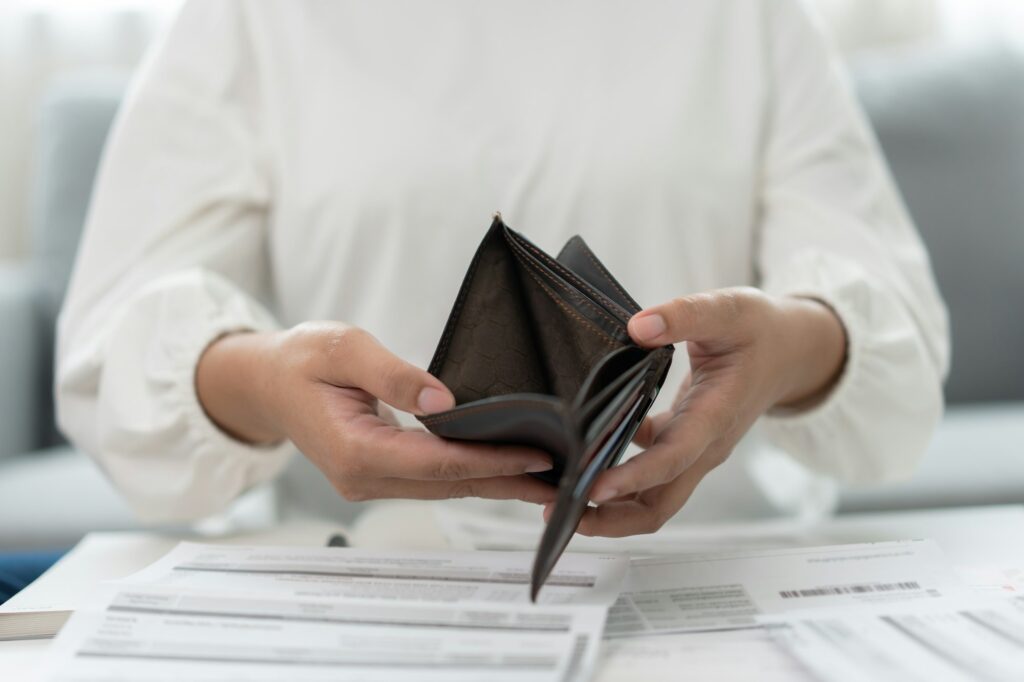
[3,503,1023,680]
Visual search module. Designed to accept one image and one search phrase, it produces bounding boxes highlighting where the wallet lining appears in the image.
[510,247,623,343]
[507,245,628,402]
[565,236,641,313]
[433,225,632,406]
[506,238,626,335]
[435,236,551,402]
[508,231,631,323]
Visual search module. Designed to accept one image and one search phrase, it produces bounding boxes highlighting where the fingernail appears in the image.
[525,460,553,473]
[417,387,454,414]
[630,314,666,342]
[591,488,619,504]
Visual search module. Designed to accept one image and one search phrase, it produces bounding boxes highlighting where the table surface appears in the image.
[4,503,1023,680]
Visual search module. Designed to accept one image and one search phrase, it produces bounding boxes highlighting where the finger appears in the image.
[576,455,716,537]
[322,327,455,415]
[589,409,717,502]
[336,474,558,505]
[627,289,754,347]
[341,418,552,480]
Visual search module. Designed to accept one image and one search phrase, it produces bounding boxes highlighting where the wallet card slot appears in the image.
[505,233,629,334]
[576,386,645,493]
[507,237,628,344]
[578,360,648,435]
[556,235,643,314]
[573,346,649,412]
[504,227,632,325]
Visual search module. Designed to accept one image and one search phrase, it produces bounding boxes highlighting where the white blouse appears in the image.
[56,0,949,525]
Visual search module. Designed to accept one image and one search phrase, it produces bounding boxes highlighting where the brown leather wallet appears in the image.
[419,214,673,599]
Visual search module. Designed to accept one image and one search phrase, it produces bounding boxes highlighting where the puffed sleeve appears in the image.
[56,0,293,523]
[755,0,950,483]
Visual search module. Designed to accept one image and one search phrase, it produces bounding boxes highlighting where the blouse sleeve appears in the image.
[55,0,293,523]
[755,0,951,484]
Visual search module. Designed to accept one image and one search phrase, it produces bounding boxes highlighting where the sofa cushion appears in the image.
[30,73,125,323]
[853,47,1024,403]
[28,73,125,446]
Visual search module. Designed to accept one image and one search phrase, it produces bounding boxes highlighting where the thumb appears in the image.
[325,328,455,415]
[628,289,752,347]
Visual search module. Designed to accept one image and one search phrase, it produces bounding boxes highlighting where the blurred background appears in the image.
[0,0,1021,550]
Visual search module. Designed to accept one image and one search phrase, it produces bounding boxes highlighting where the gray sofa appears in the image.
[1,46,1022,548]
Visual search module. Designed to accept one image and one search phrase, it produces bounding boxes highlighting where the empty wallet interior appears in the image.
[428,222,635,407]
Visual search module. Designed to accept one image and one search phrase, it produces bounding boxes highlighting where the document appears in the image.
[767,599,1024,682]
[596,628,815,682]
[43,585,607,682]
[435,503,810,556]
[40,543,627,682]
[434,502,1024,566]
[606,540,967,637]
[123,542,628,605]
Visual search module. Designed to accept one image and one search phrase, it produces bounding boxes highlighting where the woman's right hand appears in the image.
[195,322,556,504]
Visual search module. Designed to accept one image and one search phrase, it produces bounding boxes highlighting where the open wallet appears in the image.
[418,214,673,599]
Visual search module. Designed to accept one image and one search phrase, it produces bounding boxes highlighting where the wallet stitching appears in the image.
[521,236,623,315]
[581,245,641,313]
[509,239,624,333]
[518,258,621,348]
[511,235,629,322]
[421,399,564,426]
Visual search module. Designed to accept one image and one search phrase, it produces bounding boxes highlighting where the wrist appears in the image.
[195,330,288,444]
[773,296,847,409]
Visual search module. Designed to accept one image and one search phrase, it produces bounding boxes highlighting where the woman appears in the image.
[56,0,948,537]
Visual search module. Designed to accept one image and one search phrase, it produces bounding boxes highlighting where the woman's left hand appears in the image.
[561,287,848,537]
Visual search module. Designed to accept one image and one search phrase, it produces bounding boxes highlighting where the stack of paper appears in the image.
[40,544,627,681]
[768,599,1024,682]
[37,535,1024,681]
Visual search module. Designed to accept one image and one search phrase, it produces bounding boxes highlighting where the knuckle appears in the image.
[378,361,414,401]
[341,455,370,479]
[335,435,372,478]
[333,477,373,502]
[643,507,672,534]
[704,444,734,472]
[717,290,745,320]
[446,480,477,500]
[431,457,471,481]
[670,292,716,331]
[722,411,741,438]
[667,295,696,326]
[655,453,681,483]
[731,287,770,322]
[324,326,369,360]
[279,323,324,375]
[691,408,730,443]
[654,509,674,530]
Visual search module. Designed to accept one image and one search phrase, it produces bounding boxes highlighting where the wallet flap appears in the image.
[420,395,575,485]
[556,235,642,314]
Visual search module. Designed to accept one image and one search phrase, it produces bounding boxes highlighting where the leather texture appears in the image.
[419,215,672,597]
